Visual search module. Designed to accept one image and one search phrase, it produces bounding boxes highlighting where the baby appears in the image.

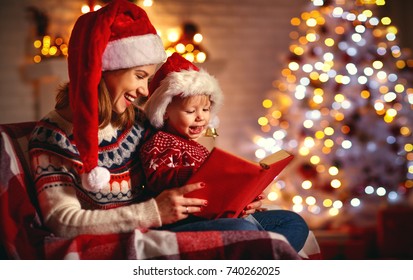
[140,53,223,197]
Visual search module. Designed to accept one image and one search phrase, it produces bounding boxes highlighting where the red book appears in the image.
[185,147,294,219]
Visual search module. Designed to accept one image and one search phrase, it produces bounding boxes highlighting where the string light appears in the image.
[164,22,208,63]
[32,35,68,63]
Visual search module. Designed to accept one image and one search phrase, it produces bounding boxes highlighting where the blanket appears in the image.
[43,230,300,260]
[0,122,320,260]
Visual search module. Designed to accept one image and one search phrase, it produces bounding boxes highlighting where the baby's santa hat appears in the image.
[145,52,223,128]
[68,0,166,192]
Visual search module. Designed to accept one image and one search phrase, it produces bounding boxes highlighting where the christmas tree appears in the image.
[255,0,413,229]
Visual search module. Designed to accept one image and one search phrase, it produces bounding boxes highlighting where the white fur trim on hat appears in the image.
[144,69,223,128]
[81,166,111,192]
[102,34,166,71]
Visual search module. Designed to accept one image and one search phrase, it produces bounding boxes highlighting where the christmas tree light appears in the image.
[256,0,413,229]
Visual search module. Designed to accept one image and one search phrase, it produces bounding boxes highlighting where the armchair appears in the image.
[0,122,320,260]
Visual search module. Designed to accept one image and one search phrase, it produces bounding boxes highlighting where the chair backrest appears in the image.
[0,122,35,179]
[0,122,49,259]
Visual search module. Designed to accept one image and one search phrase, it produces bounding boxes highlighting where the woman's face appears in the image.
[102,64,157,114]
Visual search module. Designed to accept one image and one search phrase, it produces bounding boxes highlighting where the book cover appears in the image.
[185,147,294,219]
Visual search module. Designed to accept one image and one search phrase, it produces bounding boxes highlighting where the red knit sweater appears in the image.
[140,131,210,197]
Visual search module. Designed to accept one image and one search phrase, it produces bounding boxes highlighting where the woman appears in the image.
[29,0,308,252]
[28,0,261,240]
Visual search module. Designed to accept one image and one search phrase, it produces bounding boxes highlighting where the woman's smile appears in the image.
[124,92,137,103]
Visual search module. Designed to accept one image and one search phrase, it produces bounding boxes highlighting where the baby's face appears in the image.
[164,95,212,140]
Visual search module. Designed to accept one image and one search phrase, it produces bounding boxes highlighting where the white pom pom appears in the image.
[208,116,220,129]
[81,166,111,192]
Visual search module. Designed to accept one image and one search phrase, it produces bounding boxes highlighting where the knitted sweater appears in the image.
[140,131,210,197]
[28,110,161,238]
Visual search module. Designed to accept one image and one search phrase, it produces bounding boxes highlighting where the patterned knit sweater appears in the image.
[28,110,161,238]
[140,131,210,197]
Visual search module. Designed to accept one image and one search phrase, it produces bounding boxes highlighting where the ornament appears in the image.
[205,127,219,138]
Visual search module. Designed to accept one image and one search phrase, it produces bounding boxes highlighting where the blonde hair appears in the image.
[55,80,135,129]
[168,94,212,111]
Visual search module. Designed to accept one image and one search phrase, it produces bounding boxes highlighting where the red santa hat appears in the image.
[68,0,166,192]
[145,52,223,129]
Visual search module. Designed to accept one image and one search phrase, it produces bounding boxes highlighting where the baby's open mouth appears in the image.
[189,126,204,134]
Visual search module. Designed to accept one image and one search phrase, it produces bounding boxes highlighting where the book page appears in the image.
[259,149,291,169]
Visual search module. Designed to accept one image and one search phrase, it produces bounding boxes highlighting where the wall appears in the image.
[0,0,412,160]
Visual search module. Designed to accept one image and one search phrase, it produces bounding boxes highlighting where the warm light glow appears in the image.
[306,18,317,27]
[331,179,341,189]
[33,40,41,48]
[312,0,324,6]
[315,131,325,139]
[401,127,411,137]
[183,53,195,62]
[167,30,180,43]
[394,84,404,93]
[175,43,186,53]
[292,195,303,204]
[291,17,301,26]
[350,198,361,207]
[49,46,58,56]
[33,55,41,63]
[310,156,320,164]
[262,99,273,108]
[305,196,316,205]
[185,44,194,52]
[302,180,312,190]
[304,137,315,148]
[306,33,317,42]
[267,191,279,201]
[143,0,153,7]
[328,208,339,216]
[333,200,343,209]
[396,60,406,69]
[372,60,383,69]
[193,33,203,43]
[196,52,207,63]
[325,38,334,47]
[323,199,333,207]
[324,127,334,136]
[335,26,345,35]
[288,62,300,71]
[292,204,304,212]
[255,149,266,159]
[376,187,386,196]
[360,90,370,99]
[324,139,334,148]
[272,110,282,119]
[81,5,90,14]
[299,147,310,156]
[328,166,339,176]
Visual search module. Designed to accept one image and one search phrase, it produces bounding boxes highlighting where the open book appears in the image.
[185,147,294,219]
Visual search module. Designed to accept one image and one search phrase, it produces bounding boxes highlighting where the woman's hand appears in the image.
[155,182,208,225]
[239,192,266,218]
